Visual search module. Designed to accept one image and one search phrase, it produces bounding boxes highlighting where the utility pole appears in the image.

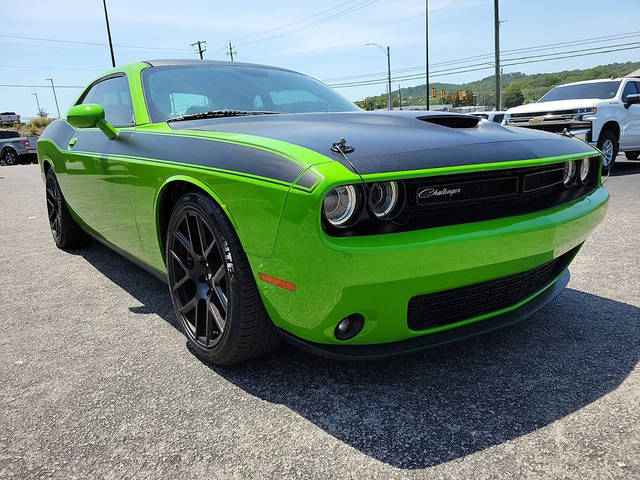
[398,85,402,110]
[226,41,237,61]
[494,0,501,110]
[191,40,207,59]
[102,0,116,67]
[31,93,41,115]
[365,43,392,110]
[425,0,430,110]
[45,78,60,118]
[386,46,392,111]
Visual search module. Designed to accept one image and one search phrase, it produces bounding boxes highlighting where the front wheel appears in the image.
[166,191,280,365]
[597,129,618,173]
[625,151,640,160]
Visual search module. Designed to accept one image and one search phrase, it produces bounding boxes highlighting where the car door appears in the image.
[62,75,142,255]
[620,80,640,149]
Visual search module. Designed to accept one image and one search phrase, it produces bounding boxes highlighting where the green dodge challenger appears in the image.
[38,59,608,364]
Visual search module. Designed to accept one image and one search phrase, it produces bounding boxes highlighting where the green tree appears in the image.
[503,83,525,109]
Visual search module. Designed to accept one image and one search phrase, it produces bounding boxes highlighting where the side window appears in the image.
[621,81,638,103]
[493,114,504,123]
[80,76,134,127]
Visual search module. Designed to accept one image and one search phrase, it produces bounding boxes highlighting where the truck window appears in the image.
[621,82,639,103]
[539,81,621,102]
[0,130,20,139]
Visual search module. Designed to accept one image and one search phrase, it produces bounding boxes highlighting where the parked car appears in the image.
[0,130,38,165]
[503,78,640,170]
[469,111,506,123]
[38,59,607,364]
[0,111,20,126]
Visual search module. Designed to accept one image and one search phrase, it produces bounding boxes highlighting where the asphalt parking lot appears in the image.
[1,158,639,479]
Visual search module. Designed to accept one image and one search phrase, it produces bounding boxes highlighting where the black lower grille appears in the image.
[407,246,579,331]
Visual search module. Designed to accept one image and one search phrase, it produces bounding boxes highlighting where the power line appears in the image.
[226,41,237,61]
[236,0,379,46]
[322,30,640,84]
[0,33,190,52]
[232,0,360,43]
[327,43,640,88]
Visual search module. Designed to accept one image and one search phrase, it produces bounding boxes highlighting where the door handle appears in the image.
[67,137,77,150]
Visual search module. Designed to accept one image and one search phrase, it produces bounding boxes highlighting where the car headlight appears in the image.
[368,181,400,218]
[579,158,590,183]
[574,107,597,115]
[563,161,577,185]
[323,185,359,227]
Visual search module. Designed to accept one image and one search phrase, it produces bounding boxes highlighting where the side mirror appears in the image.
[624,93,640,109]
[67,103,118,139]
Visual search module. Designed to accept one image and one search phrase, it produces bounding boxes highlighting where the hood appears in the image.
[169,111,597,175]
[506,99,600,115]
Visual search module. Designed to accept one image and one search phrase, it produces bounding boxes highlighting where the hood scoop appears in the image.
[417,115,480,129]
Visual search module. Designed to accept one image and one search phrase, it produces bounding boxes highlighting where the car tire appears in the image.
[625,151,640,160]
[2,149,18,166]
[45,169,89,249]
[597,129,618,173]
[166,191,281,365]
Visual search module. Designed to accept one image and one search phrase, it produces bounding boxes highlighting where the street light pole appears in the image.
[31,93,41,115]
[103,0,116,67]
[425,0,430,111]
[366,43,392,110]
[45,78,61,118]
[494,0,501,110]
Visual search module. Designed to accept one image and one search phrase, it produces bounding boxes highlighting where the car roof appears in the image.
[144,59,297,74]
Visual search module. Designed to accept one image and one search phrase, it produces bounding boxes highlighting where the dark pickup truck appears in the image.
[0,130,38,165]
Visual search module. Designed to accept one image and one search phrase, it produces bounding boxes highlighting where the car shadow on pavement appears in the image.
[80,241,640,470]
[609,159,640,177]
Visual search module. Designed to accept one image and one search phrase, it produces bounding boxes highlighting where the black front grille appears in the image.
[407,246,579,331]
[328,159,599,237]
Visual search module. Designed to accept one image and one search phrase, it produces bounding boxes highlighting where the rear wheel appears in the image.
[625,151,640,160]
[3,149,18,166]
[166,191,280,365]
[597,129,618,173]
[45,169,89,249]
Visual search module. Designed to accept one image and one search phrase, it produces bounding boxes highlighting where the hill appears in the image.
[358,61,640,110]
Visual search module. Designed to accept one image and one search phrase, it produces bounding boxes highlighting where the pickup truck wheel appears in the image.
[625,151,640,160]
[597,129,618,173]
[2,149,18,166]
[166,192,281,365]
[45,169,89,249]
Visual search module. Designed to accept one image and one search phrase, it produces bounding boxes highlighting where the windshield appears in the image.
[142,65,359,123]
[538,81,621,102]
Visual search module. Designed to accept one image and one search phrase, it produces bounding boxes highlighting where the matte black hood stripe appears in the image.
[39,120,306,185]
[169,111,599,175]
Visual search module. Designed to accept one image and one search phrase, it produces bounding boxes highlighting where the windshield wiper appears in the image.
[167,110,281,123]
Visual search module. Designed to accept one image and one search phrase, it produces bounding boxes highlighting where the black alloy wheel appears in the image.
[3,149,18,166]
[44,168,88,248]
[166,192,281,365]
[46,171,62,243]
[625,151,640,161]
[167,207,229,349]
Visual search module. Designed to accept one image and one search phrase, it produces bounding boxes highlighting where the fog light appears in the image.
[334,314,365,340]
[337,318,350,333]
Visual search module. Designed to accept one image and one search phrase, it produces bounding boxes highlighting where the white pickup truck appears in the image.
[504,77,640,170]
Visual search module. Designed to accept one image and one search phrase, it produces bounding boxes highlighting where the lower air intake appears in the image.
[407,246,579,331]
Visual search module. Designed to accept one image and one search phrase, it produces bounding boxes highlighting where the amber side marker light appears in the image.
[259,273,296,291]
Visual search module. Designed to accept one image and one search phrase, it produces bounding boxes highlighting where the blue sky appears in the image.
[1,0,639,118]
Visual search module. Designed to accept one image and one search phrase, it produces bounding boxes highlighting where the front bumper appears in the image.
[279,269,570,360]
[250,184,608,347]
